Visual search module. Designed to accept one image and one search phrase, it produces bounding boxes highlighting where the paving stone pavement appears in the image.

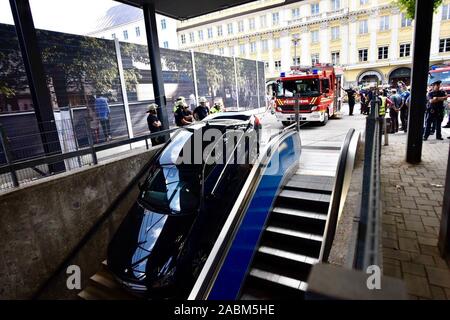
[381,130,450,300]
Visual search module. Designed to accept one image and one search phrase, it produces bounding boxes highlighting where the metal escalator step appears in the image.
[266,226,323,242]
[285,175,334,194]
[272,206,327,221]
[249,268,308,292]
[258,246,318,265]
[279,189,331,203]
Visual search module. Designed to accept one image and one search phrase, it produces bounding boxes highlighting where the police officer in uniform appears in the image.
[193,96,210,121]
[174,101,193,127]
[424,80,448,141]
[210,101,223,114]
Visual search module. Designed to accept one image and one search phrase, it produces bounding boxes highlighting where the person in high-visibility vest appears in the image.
[378,89,387,117]
[210,102,223,114]
[173,96,186,113]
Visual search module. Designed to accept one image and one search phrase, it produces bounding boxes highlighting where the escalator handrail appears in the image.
[319,128,359,262]
[188,126,299,300]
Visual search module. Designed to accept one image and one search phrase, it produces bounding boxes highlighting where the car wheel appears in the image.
[320,110,329,126]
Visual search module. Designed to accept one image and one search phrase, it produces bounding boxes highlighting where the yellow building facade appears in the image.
[177,0,450,87]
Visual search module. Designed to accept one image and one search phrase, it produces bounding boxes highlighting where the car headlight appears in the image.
[311,106,318,111]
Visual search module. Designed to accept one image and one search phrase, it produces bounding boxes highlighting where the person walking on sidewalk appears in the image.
[95,95,112,141]
[424,80,447,141]
[389,89,401,133]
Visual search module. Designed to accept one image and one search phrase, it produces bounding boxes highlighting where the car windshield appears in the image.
[428,70,450,86]
[277,79,320,97]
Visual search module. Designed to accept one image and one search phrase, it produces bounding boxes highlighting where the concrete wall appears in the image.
[0,146,161,299]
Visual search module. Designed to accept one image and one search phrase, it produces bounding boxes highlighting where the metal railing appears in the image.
[354,96,383,270]
[0,125,178,191]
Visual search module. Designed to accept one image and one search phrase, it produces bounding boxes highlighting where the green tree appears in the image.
[396,0,443,19]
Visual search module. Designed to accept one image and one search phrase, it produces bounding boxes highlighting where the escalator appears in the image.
[240,173,333,299]
[189,127,359,300]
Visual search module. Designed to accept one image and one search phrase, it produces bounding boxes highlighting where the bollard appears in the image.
[0,125,19,187]
[383,117,389,146]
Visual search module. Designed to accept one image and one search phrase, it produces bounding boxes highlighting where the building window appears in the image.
[181,34,186,44]
[111,33,116,39]
[360,0,369,5]
[311,30,319,43]
[311,3,320,15]
[250,41,257,53]
[439,38,450,52]
[292,8,300,19]
[442,4,450,20]
[331,26,340,40]
[189,32,195,43]
[378,46,389,59]
[401,13,412,27]
[272,12,280,25]
[249,18,256,30]
[163,41,169,48]
[198,30,204,41]
[359,20,368,34]
[331,51,340,65]
[273,37,281,49]
[264,61,270,69]
[227,23,233,35]
[358,48,368,62]
[161,19,167,30]
[229,46,235,56]
[379,16,390,31]
[217,25,223,37]
[239,44,246,55]
[207,27,213,39]
[331,0,341,11]
[135,27,141,37]
[260,15,267,28]
[399,43,411,57]
[238,20,244,32]
[261,39,268,52]
[123,30,128,40]
[275,60,282,70]
[292,57,301,65]
[219,48,225,55]
[311,53,320,65]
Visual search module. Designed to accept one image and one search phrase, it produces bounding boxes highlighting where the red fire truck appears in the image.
[272,63,343,126]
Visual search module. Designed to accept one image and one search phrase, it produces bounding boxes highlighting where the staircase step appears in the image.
[249,268,308,292]
[266,226,323,242]
[258,246,318,265]
[272,206,327,221]
[279,189,331,203]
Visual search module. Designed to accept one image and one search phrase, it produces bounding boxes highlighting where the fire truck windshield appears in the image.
[428,70,450,86]
[277,79,320,97]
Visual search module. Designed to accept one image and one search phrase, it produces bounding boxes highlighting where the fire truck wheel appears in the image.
[282,121,292,127]
[320,110,329,126]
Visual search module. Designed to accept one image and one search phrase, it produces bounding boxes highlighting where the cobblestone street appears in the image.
[381,131,450,299]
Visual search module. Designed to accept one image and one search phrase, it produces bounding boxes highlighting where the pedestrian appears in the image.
[344,86,357,116]
[174,101,193,127]
[146,103,163,146]
[95,95,112,141]
[389,89,401,133]
[86,95,100,143]
[399,83,410,132]
[210,101,223,114]
[193,96,210,121]
[424,80,447,141]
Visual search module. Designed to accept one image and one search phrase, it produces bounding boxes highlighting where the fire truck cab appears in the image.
[272,63,343,126]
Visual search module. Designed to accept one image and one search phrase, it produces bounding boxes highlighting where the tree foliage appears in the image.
[396,0,443,19]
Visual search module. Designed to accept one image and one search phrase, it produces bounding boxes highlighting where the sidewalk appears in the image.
[381,130,450,299]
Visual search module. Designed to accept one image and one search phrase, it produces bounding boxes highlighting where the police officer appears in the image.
[210,101,223,114]
[424,80,448,141]
[389,89,401,133]
[146,103,163,146]
[193,96,210,121]
[344,86,356,116]
[173,96,186,113]
[174,101,193,127]
[399,83,410,132]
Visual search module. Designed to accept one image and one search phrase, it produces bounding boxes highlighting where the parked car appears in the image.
[107,118,259,298]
